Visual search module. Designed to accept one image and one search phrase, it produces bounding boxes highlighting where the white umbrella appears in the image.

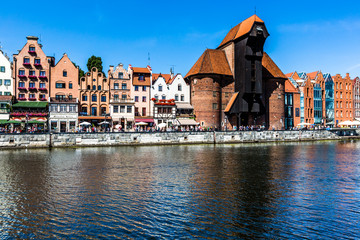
[351,120,360,125]
[157,123,167,128]
[99,121,110,125]
[297,122,312,126]
[114,124,122,128]
[135,121,148,126]
[79,121,91,126]
[338,120,355,126]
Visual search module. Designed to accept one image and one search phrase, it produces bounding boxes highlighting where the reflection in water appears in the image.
[0,141,360,239]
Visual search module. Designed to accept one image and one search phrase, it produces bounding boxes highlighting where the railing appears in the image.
[28,75,37,79]
[110,98,134,103]
[34,63,42,67]
[18,87,27,90]
[28,87,37,91]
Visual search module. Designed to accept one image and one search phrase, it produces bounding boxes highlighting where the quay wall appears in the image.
[0,130,355,149]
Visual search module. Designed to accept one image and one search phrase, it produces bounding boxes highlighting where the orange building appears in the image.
[333,73,353,125]
[284,79,301,129]
[50,53,79,100]
[79,67,110,124]
[13,36,55,101]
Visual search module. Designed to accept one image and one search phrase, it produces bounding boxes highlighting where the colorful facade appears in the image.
[333,73,353,125]
[13,36,54,102]
[0,50,13,96]
[353,77,360,120]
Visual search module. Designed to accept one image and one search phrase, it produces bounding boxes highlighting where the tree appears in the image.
[86,55,103,74]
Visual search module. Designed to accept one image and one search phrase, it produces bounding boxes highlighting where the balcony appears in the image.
[28,97,37,101]
[28,50,36,54]
[23,62,31,66]
[18,97,27,101]
[111,88,130,91]
[38,75,47,79]
[11,112,47,117]
[110,98,134,104]
[18,75,27,78]
[0,108,10,114]
[18,87,27,91]
[34,63,42,67]
[28,75,37,79]
[28,87,37,91]
[39,88,47,91]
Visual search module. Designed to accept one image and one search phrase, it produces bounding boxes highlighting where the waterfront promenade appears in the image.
[0,129,358,149]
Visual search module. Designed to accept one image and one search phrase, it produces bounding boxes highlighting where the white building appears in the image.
[0,50,13,96]
[49,97,78,132]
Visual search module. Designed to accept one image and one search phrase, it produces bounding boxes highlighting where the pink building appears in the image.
[13,36,55,101]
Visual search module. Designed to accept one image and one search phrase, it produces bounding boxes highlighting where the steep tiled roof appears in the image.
[218,15,264,48]
[262,52,287,79]
[285,79,299,93]
[185,49,233,79]
[132,67,151,73]
[307,71,318,80]
[152,73,172,83]
[285,72,294,78]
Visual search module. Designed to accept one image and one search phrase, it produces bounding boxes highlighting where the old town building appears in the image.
[50,53,79,100]
[108,63,134,130]
[49,97,78,132]
[353,77,360,120]
[323,73,334,125]
[79,67,110,125]
[185,15,286,130]
[0,50,13,96]
[13,36,54,102]
[284,79,301,129]
[333,73,353,125]
[129,65,153,126]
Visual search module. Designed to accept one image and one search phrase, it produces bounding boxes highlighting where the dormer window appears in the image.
[139,75,144,81]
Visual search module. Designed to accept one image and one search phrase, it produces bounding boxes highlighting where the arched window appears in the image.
[92,85,96,90]
[101,95,106,102]
[29,45,35,52]
[92,94,97,102]
[175,94,179,101]
[98,85,101,90]
[82,94,88,101]
[154,95,158,100]
[87,85,90,90]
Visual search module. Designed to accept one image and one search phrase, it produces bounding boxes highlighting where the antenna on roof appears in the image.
[170,65,176,74]
[39,34,42,43]
[254,6,257,15]
[148,52,150,66]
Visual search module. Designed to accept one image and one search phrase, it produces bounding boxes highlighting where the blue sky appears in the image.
[1,0,360,78]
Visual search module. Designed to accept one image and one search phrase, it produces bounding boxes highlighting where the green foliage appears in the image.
[86,55,103,73]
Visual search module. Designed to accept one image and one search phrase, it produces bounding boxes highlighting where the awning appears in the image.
[13,101,48,108]
[176,118,199,126]
[176,102,193,109]
[27,120,46,124]
[78,116,111,120]
[135,118,154,123]
[0,120,9,124]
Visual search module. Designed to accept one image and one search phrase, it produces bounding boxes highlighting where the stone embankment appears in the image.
[0,129,358,149]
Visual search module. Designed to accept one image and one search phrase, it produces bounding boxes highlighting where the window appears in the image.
[24,58,30,64]
[101,95,106,102]
[4,92,11,96]
[19,94,25,99]
[138,75,144,81]
[60,104,67,112]
[19,69,25,76]
[0,80,2,85]
[55,95,65,100]
[120,106,125,113]
[98,85,101,90]
[114,83,119,89]
[113,106,119,113]
[29,82,35,88]
[118,72,123,79]
[29,46,35,52]
[122,94,127,100]
[122,83,127,90]
[154,95,158,100]
[39,94,45,99]
[91,107,97,116]
[50,105,58,112]
[69,82,73,89]
[142,96,146,102]
[81,107,88,114]
[178,84,182,91]
[63,70,67,77]
[0,66,5,72]
[18,82,25,88]
[175,94,179,101]
[135,96,139,102]
[69,94,73,100]
[56,83,66,88]
[29,93,35,99]
[134,86,139,91]
[39,82,45,88]
[101,107,106,115]
[213,91,216,97]
[114,94,119,100]
[92,85,96,90]
[142,107,146,116]
[162,95,166,100]
[142,86,146,91]
[40,71,46,76]
[92,94,97,102]
[29,70,35,76]
[34,59,41,65]
[159,85,163,91]
[181,95,184,101]
[127,106,132,113]
[135,107,139,116]
[212,103,218,110]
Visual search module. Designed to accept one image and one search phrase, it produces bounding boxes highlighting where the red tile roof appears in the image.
[218,15,264,48]
[224,92,239,113]
[307,71,318,80]
[285,72,294,78]
[185,49,233,79]
[285,79,299,93]
[132,67,151,73]
[0,96,12,101]
[262,52,287,79]
[152,73,172,83]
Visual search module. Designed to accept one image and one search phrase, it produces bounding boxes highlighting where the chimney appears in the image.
[346,73,350,78]
[109,65,114,73]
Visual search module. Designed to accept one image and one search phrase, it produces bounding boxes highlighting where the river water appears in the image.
[0,141,360,239]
